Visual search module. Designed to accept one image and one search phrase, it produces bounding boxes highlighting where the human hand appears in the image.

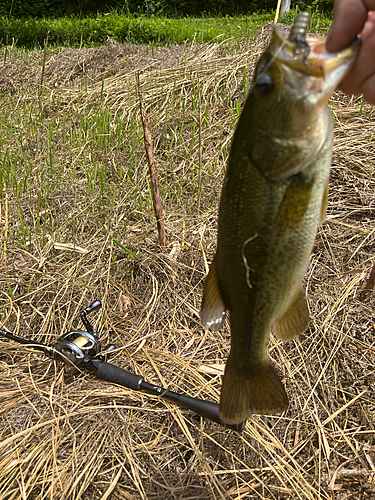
[326,0,375,103]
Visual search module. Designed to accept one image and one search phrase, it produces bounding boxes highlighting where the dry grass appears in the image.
[0,23,375,500]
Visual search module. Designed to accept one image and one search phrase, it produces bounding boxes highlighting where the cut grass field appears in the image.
[0,20,375,500]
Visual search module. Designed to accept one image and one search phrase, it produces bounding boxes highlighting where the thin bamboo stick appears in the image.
[135,71,167,249]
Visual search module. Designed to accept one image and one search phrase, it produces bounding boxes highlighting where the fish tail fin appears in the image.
[219,355,289,424]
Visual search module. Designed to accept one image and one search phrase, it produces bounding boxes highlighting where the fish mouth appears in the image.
[270,12,361,105]
[306,36,361,103]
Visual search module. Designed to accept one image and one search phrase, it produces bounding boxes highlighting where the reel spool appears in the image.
[54,330,101,365]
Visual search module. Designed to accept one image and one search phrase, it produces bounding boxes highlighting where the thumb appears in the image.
[326,0,367,52]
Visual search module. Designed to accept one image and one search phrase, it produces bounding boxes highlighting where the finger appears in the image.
[338,11,375,95]
[362,73,375,103]
[326,0,374,52]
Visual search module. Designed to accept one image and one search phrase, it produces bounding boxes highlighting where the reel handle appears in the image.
[81,300,102,334]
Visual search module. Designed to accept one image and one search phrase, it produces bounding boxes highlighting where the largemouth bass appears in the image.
[201,12,360,424]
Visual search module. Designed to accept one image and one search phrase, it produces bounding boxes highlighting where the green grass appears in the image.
[0,3,337,262]
[0,9,332,49]
[0,45,233,250]
[0,16,374,500]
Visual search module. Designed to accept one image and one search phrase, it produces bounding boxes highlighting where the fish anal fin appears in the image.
[319,178,329,224]
[219,355,289,424]
[276,173,313,233]
[274,288,309,341]
[200,258,226,331]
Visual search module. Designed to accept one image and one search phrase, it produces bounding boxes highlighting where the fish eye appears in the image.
[254,73,274,97]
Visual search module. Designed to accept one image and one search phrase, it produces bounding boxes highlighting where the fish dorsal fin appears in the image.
[274,288,309,341]
[200,258,226,331]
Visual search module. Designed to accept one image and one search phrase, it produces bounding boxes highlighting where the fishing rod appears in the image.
[0,300,243,432]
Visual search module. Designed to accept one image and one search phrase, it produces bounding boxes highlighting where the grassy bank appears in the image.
[0,9,332,48]
[0,22,374,498]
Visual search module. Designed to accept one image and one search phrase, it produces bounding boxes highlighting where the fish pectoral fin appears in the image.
[219,355,289,424]
[276,172,314,233]
[200,258,226,331]
[274,288,309,341]
[319,178,329,224]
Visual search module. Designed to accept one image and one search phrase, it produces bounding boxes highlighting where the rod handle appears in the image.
[176,393,244,432]
[95,361,143,391]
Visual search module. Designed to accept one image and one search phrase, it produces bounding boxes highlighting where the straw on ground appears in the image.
[0,23,374,500]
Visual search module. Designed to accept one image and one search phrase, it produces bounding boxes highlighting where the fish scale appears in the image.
[200,12,361,424]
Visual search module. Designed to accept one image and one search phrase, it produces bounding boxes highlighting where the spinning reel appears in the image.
[0,299,243,432]
[54,300,104,365]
